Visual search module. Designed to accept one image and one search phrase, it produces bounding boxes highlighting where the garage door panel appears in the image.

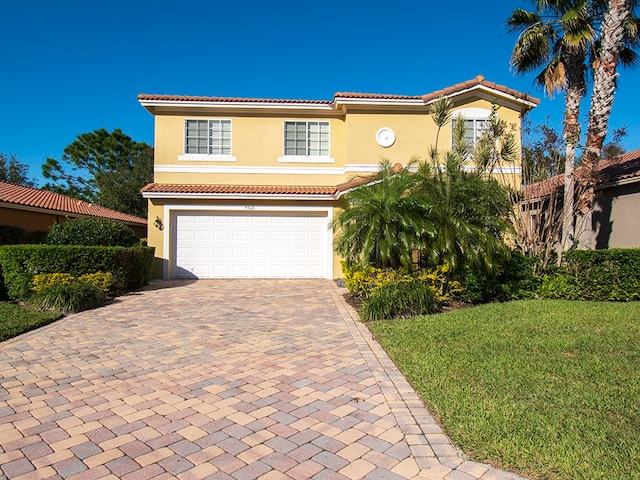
[252,231,268,241]
[173,211,328,278]
[232,247,249,257]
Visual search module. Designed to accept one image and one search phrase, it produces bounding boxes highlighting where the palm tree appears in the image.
[416,109,513,273]
[581,0,639,248]
[334,100,513,274]
[416,147,513,273]
[508,0,598,252]
[333,160,433,269]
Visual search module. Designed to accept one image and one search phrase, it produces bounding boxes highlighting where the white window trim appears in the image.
[282,120,331,160]
[451,108,492,148]
[154,164,382,175]
[178,154,237,162]
[184,118,233,157]
[277,155,335,163]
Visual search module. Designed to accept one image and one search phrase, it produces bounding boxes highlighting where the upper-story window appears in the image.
[454,118,489,147]
[181,119,235,161]
[451,108,491,149]
[280,121,332,162]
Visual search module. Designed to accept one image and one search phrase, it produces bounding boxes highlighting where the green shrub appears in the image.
[25,230,48,244]
[47,217,139,247]
[342,261,462,304]
[0,245,154,301]
[459,268,491,304]
[32,272,116,295]
[0,274,7,301]
[458,252,541,303]
[0,225,26,245]
[32,273,75,292]
[538,249,640,301]
[539,273,579,299]
[495,252,542,300]
[28,282,104,313]
[78,272,116,293]
[361,279,440,321]
[343,262,413,298]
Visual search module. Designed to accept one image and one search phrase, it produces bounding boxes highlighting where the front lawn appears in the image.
[369,300,640,480]
[0,303,62,342]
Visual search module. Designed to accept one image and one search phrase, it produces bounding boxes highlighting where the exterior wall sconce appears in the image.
[154,216,164,230]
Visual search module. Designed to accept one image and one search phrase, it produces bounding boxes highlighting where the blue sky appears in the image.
[2,0,639,186]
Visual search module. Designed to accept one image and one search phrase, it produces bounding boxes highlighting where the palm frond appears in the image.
[507,9,542,31]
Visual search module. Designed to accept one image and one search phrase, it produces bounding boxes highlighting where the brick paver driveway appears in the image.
[0,280,522,480]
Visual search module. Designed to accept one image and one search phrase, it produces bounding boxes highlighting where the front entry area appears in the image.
[171,210,330,278]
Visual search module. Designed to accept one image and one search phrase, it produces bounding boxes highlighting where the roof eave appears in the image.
[597,174,640,190]
[424,84,539,110]
[0,202,147,226]
[138,99,335,115]
[141,192,336,201]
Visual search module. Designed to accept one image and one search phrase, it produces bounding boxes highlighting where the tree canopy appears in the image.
[0,153,35,187]
[42,129,153,218]
[508,0,639,250]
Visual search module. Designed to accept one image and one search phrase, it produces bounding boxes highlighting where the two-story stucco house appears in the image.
[139,75,538,280]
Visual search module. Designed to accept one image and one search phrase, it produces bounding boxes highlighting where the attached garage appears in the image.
[171,209,331,279]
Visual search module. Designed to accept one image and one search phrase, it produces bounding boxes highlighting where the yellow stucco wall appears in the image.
[145,94,527,279]
[151,97,523,188]
[154,115,347,167]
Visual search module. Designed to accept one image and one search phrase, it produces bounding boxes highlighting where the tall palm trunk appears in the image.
[561,51,587,252]
[581,0,630,248]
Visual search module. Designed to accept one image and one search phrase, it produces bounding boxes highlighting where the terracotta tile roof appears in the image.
[140,183,336,195]
[0,181,147,225]
[333,92,422,101]
[139,76,537,108]
[524,148,640,198]
[334,163,404,193]
[138,94,331,105]
[422,75,540,106]
[141,165,405,198]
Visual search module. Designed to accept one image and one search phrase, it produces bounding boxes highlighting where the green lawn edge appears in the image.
[369,299,640,480]
[0,303,63,342]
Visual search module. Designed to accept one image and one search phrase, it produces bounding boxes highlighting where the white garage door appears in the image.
[172,211,329,278]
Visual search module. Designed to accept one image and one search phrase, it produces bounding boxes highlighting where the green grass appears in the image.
[0,303,62,342]
[369,300,640,480]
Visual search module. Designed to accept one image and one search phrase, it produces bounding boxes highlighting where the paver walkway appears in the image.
[0,280,523,480]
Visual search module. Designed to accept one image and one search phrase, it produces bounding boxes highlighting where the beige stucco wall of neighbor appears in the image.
[1,206,147,239]
[594,183,640,248]
[1,207,67,235]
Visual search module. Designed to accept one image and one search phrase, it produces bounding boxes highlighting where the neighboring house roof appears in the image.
[0,181,147,225]
[524,148,640,198]
[140,164,405,200]
[138,75,539,112]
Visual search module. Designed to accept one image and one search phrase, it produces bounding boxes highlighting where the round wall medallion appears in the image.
[376,127,396,147]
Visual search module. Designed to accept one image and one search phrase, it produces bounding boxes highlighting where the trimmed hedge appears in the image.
[47,217,139,247]
[540,248,640,301]
[0,244,154,301]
